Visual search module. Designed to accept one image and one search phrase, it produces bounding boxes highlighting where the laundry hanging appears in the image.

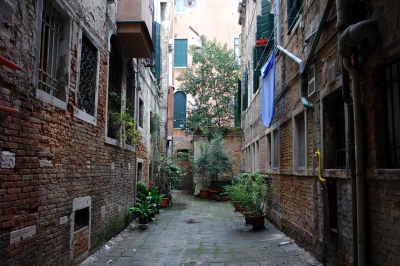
[261,50,276,128]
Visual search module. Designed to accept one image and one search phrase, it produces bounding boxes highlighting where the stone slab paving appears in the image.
[80,190,321,266]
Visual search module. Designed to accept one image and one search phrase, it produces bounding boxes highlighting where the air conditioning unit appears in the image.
[308,65,315,97]
[328,60,337,84]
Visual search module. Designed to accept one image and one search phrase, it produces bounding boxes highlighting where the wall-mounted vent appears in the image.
[328,60,337,84]
[308,65,315,97]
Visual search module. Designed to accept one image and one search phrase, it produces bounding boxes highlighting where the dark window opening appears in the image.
[296,113,306,169]
[126,61,135,116]
[384,61,400,167]
[323,92,346,169]
[75,207,89,231]
[150,111,154,134]
[326,180,338,232]
[77,34,97,116]
[177,149,189,161]
[139,99,144,128]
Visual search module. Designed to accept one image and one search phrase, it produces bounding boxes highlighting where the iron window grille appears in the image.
[38,1,63,98]
[77,35,97,116]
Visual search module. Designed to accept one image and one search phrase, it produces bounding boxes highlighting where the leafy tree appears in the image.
[177,36,240,132]
[195,135,233,188]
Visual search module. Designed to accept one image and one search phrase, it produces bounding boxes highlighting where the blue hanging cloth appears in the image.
[261,50,276,128]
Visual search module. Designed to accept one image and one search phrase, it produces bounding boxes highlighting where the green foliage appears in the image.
[152,156,183,195]
[177,37,240,132]
[129,198,157,224]
[224,173,276,215]
[194,135,233,188]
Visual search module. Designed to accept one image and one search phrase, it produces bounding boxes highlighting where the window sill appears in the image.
[105,136,120,147]
[36,89,67,110]
[293,169,307,176]
[323,169,348,179]
[74,107,96,125]
[367,168,400,180]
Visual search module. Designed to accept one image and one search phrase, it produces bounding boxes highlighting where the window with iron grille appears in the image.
[384,61,400,167]
[77,34,97,116]
[38,0,70,106]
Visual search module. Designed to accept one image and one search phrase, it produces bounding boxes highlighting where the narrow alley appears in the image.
[80,191,321,266]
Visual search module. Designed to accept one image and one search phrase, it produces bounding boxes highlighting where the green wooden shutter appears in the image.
[235,79,241,126]
[174,39,188,67]
[152,22,161,80]
[287,0,303,32]
[173,91,186,128]
[242,71,248,110]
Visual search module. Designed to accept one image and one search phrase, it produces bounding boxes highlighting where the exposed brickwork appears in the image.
[239,0,400,264]
[0,0,164,265]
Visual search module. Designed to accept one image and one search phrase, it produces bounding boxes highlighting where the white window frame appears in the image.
[308,65,315,97]
[175,0,189,13]
[74,31,100,125]
[36,0,71,110]
[272,128,279,169]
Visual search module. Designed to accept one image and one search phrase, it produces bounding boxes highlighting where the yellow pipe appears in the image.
[315,151,326,183]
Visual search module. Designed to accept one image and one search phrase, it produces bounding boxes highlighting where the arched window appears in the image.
[173,91,186,128]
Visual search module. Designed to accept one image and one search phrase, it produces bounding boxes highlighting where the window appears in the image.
[323,93,346,169]
[308,65,315,96]
[173,91,186,128]
[175,0,188,13]
[234,38,240,65]
[272,129,279,169]
[126,61,135,116]
[287,0,303,33]
[37,0,71,108]
[174,39,188,67]
[294,112,306,169]
[137,162,143,181]
[139,99,144,128]
[177,149,189,161]
[74,207,89,231]
[384,61,400,167]
[107,36,123,139]
[75,34,98,124]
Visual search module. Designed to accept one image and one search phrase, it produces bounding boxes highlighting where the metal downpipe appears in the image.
[343,57,366,266]
[275,0,311,110]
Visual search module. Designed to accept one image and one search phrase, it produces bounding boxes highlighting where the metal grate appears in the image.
[77,35,97,115]
[384,61,400,167]
[38,1,62,96]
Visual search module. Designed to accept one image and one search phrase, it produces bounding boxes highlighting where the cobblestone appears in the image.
[80,191,321,266]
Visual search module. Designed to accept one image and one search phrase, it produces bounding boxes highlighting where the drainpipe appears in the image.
[276,0,334,111]
[134,58,141,205]
[336,1,379,265]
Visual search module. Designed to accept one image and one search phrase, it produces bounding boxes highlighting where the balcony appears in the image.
[117,0,154,58]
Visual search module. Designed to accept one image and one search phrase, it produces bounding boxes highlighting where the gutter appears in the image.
[335,1,379,265]
[276,0,334,111]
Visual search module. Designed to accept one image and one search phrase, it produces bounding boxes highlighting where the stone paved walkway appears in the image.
[80,190,321,266]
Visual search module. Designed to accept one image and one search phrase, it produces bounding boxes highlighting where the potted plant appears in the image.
[129,198,157,229]
[194,135,233,198]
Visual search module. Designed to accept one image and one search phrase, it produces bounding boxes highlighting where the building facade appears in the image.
[0,0,173,265]
[170,0,242,190]
[239,0,400,265]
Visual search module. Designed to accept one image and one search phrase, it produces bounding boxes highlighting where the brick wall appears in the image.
[0,1,161,265]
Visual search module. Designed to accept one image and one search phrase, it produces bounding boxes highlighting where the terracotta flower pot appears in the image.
[249,213,266,230]
[199,189,209,198]
[208,190,220,200]
[160,197,169,208]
